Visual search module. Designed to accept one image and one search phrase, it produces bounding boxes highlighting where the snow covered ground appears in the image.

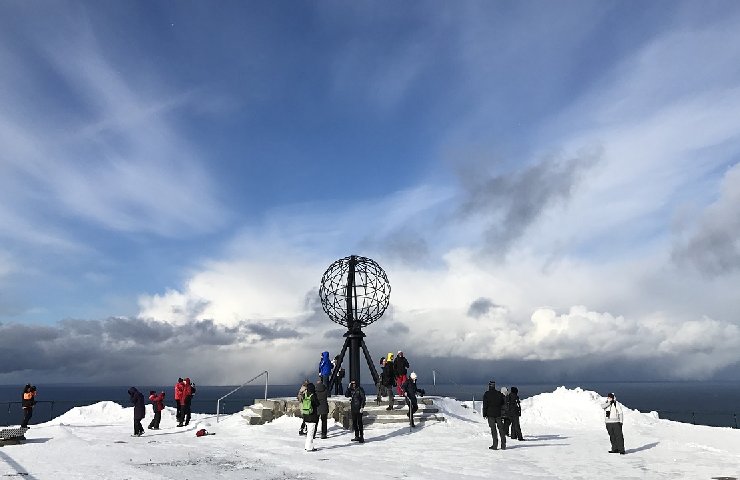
[1,387,739,479]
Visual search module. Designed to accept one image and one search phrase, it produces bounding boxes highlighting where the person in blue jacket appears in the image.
[318,351,332,385]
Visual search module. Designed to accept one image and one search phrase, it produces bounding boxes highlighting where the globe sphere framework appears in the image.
[319,255,391,328]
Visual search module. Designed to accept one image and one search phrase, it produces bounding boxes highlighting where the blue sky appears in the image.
[1,1,740,384]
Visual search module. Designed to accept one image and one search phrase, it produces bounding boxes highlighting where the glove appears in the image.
[359,408,364,413]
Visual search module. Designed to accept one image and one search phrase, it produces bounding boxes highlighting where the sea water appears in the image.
[1,382,738,428]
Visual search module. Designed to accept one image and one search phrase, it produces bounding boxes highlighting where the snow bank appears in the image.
[47,401,131,425]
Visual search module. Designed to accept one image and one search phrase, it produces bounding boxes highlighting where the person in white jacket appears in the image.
[602,392,625,454]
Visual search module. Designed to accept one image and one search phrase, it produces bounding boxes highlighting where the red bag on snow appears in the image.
[196,428,207,437]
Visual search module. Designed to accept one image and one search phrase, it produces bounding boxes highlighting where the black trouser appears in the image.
[606,422,625,453]
[182,402,191,425]
[148,410,161,429]
[334,381,343,396]
[376,383,385,404]
[314,413,327,438]
[351,411,364,439]
[510,416,523,440]
[134,419,144,435]
[21,407,33,428]
[487,416,507,449]
[503,417,511,436]
[406,397,418,427]
[175,403,182,423]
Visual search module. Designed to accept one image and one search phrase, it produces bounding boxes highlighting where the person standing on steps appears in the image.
[319,351,332,385]
[393,351,410,396]
[174,378,184,426]
[333,355,345,396]
[381,353,396,410]
[401,372,425,428]
[345,379,366,443]
[482,380,507,450]
[602,392,625,454]
[376,357,387,405]
[315,377,330,439]
[20,384,37,429]
[148,390,165,430]
[508,386,524,441]
[128,387,146,436]
[301,381,320,451]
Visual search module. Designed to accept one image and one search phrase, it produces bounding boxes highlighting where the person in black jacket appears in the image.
[21,384,37,429]
[393,351,410,396]
[302,382,320,451]
[401,372,425,428]
[381,354,396,410]
[345,379,366,443]
[314,378,330,439]
[482,380,507,450]
[508,386,524,441]
[333,356,345,396]
[128,387,146,436]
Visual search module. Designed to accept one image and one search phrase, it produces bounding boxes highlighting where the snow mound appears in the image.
[521,386,659,429]
[47,401,131,425]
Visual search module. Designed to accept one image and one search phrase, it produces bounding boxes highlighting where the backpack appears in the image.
[301,393,314,415]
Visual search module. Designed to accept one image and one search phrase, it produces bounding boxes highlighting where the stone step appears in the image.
[364,414,446,425]
[363,406,439,415]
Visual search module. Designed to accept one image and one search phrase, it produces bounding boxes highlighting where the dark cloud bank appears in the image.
[3,315,737,386]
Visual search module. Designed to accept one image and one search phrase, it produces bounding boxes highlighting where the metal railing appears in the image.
[216,370,269,423]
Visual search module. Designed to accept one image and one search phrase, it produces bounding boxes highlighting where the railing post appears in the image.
[691,412,696,425]
[264,371,269,400]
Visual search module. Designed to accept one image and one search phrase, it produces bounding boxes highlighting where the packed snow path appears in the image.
[1,387,738,479]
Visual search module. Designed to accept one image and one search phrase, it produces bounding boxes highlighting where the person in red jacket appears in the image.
[174,378,185,425]
[178,377,193,427]
[148,391,165,430]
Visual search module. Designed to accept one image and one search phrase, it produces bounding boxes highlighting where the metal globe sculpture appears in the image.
[319,255,391,389]
[319,255,391,330]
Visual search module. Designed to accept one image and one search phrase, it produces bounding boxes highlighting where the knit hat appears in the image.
[410,372,417,380]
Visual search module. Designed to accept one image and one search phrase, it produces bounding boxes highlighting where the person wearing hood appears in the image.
[401,372,425,428]
[128,387,146,436]
[393,351,410,396]
[482,380,507,450]
[602,392,625,454]
[508,387,524,441]
[174,378,184,425]
[178,378,193,427]
[314,377,330,439]
[319,351,332,385]
[148,390,165,430]
[381,352,396,410]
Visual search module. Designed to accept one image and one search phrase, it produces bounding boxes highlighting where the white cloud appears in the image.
[0,17,227,241]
